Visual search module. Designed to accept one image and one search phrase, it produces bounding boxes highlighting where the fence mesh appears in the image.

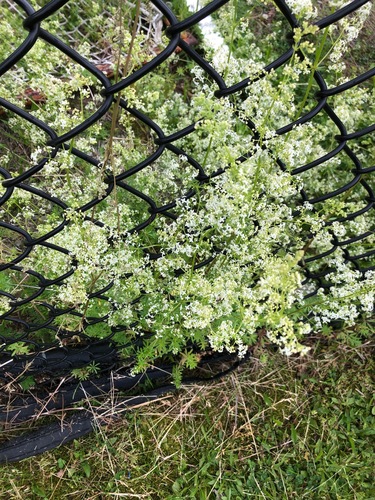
[0,0,374,459]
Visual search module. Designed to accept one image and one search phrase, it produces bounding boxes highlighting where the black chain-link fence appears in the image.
[0,0,374,461]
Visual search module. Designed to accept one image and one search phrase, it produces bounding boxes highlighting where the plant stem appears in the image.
[102,0,142,235]
[295,27,329,120]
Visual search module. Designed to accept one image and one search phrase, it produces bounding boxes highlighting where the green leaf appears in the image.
[291,424,298,445]
[19,375,35,391]
[82,461,91,478]
[172,365,183,388]
[263,394,272,406]
[6,342,31,356]
[172,480,181,493]
[32,485,47,498]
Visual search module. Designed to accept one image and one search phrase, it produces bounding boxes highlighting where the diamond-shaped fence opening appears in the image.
[0,0,374,461]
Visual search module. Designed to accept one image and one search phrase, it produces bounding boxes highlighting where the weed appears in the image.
[1,0,374,371]
[71,361,102,381]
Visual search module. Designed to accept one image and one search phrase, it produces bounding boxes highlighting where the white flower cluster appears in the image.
[0,0,374,368]
[286,0,317,20]
[0,296,10,317]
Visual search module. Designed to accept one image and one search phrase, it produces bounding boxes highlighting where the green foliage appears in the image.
[5,341,31,356]
[71,361,101,381]
[0,0,374,369]
[19,375,36,391]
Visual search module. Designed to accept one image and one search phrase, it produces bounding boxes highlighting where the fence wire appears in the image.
[0,0,374,460]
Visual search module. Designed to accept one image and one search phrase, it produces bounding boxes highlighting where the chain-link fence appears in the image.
[0,0,374,461]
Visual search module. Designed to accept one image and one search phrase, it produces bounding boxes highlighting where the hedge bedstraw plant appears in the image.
[0,0,374,378]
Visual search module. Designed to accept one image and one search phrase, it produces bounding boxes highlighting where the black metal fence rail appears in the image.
[0,0,374,460]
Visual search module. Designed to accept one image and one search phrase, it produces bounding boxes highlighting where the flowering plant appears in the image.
[0,0,374,374]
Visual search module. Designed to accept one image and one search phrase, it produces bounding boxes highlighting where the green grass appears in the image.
[0,334,374,499]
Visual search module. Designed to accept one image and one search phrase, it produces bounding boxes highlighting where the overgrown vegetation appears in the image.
[0,0,374,494]
[1,0,374,376]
